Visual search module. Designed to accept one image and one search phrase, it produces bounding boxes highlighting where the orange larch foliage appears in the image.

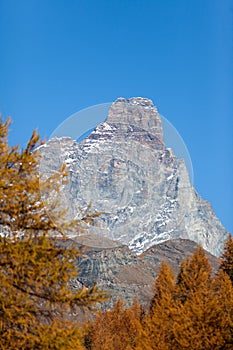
[0,118,107,349]
[85,299,143,350]
[138,262,178,350]
[219,234,233,284]
[211,269,233,348]
[173,246,232,350]
[138,247,233,350]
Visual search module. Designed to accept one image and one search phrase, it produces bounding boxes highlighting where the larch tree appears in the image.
[173,246,225,350]
[85,299,143,350]
[0,118,107,350]
[211,269,233,349]
[139,262,178,350]
[219,234,233,284]
[176,245,213,303]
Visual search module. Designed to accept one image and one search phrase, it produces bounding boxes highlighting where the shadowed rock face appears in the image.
[70,237,219,310]
[39,97,228,257]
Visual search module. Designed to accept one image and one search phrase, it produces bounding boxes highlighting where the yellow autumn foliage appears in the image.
[0,118,107,349]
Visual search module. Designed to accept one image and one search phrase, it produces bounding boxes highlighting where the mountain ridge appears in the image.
[67,237,219,310]
[39,97,228,257]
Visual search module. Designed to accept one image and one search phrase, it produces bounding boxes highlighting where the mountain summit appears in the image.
[107,97,164,145]
[39,97,228,256]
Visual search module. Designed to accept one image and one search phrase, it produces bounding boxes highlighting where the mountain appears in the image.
[39,97,228,257]
[58,236,219,310]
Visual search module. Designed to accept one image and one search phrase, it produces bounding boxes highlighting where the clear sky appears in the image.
[0,0,232,233]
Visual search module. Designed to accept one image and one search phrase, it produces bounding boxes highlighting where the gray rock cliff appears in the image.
[39,97,228,257]
[70,237,219,310]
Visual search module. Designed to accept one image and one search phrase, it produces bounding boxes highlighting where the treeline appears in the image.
[0,119,232,349]
[83,239,233,350]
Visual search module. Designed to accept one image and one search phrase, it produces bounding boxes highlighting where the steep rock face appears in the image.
[39,97,228,256]
[71,237,219,310]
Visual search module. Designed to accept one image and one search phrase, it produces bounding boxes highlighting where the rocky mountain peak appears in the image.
[106,97,164,145]
[115,97,155,106]
[39,97,228,257]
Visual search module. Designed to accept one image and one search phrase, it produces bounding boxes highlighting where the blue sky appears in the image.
[0,0,232,233]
